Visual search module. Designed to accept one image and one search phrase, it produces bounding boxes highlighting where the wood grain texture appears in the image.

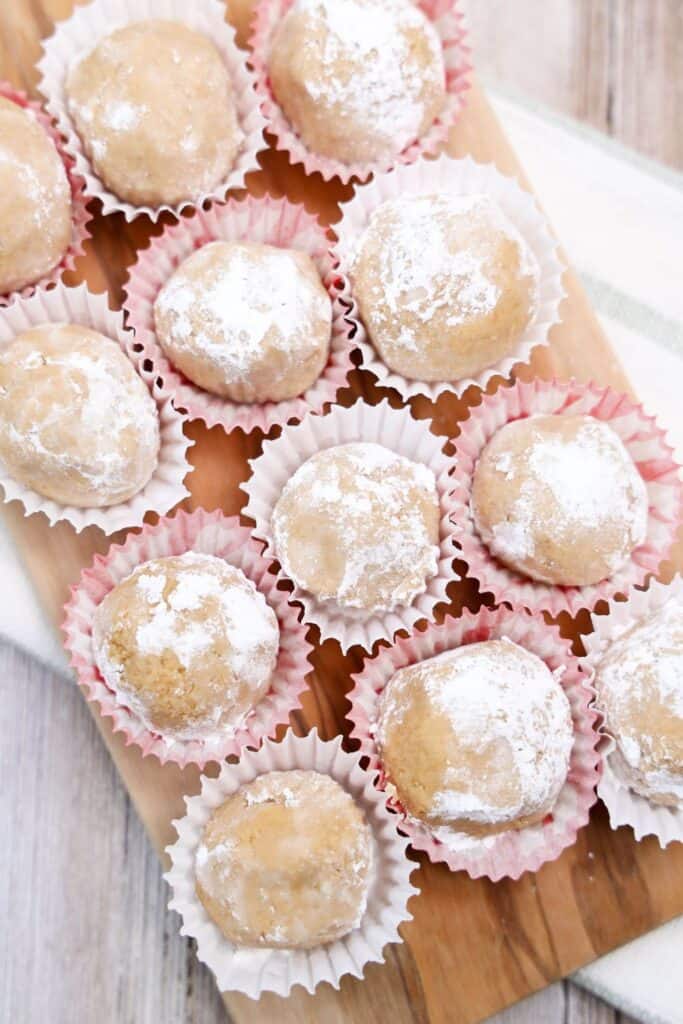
[0,642,227,1024]
[1,2,682,1023]
[468,0,683,170]
[490,984,641,1024]
[0,643,643,1024]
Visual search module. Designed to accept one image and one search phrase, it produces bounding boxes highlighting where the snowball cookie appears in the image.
[273,442,440,612]
[195,770,372,948]
[0,323,159,507]
[92,553,280,743]
[153,241,332,402]
[377,638,574,839]
[471,414,648,587]
[65,20,242,207]
[268,0,446,165]
[350,193,539,382]
[595,599,683,807]
[0,97,72,294]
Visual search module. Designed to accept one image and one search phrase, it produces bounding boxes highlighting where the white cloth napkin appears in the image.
[491,89,683,1024]
[1,87,682,1023]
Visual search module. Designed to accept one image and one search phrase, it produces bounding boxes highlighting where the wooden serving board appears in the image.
[4,3,683,1023]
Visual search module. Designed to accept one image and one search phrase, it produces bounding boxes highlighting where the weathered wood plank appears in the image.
[486,984,566,1024]
[0,642,228,1024]
[469,0,683,169]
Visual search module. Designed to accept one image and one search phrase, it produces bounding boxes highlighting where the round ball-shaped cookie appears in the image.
[153,240,332,402]
[377,638,574,839]
[195,769,373,948]
[272,442,440,612]
[596,599,683,807]
[471,414,648,586]
[0,97,72,294]
[93,553,280,743]
[350,193,539,382]
[65,20,242,207]
[0,323,159,507]
[268,0,446,165]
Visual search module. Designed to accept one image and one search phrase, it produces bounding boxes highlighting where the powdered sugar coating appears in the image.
[0,97,72,294]
[377,638,574,837]
[472,414,648,586]
[0,322,159,507]
[153,240,332,402]
[268,0,446,165]
[92,552,280,744]
[65,20,243,207]
[195,769,373,948]
[349,192,539,382]
[272,441,440,612]
[596,598,683,805]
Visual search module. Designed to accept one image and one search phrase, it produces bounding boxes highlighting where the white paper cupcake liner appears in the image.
[347,606,600,881]
[583,575,683,847]
[37,0,267,222]
[450,377,683,616]
[250,0,471,186]
[332,154,565,402]
[241,399,458,652]
[0,82,92,307]
[123,195,355,434]
[165,728,418,997]
[63,508,314,767]
[0,282,191,532]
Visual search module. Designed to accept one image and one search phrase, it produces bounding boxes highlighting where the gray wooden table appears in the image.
[1,2,681,1021]
[0,642,642,1024]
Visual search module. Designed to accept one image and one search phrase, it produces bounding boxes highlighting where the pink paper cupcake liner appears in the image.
[165,728,418,996]
[0,282,191,532]
[583,575,683,848]
[347,605,600,881]
[123,194,355,434]
[241,398,459,653]
[332,154,565,402]
[37,0,267,222]
[0,82,91,307]
[450,377,683,617]
[63,508,313,768]
[249,0,471,185]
